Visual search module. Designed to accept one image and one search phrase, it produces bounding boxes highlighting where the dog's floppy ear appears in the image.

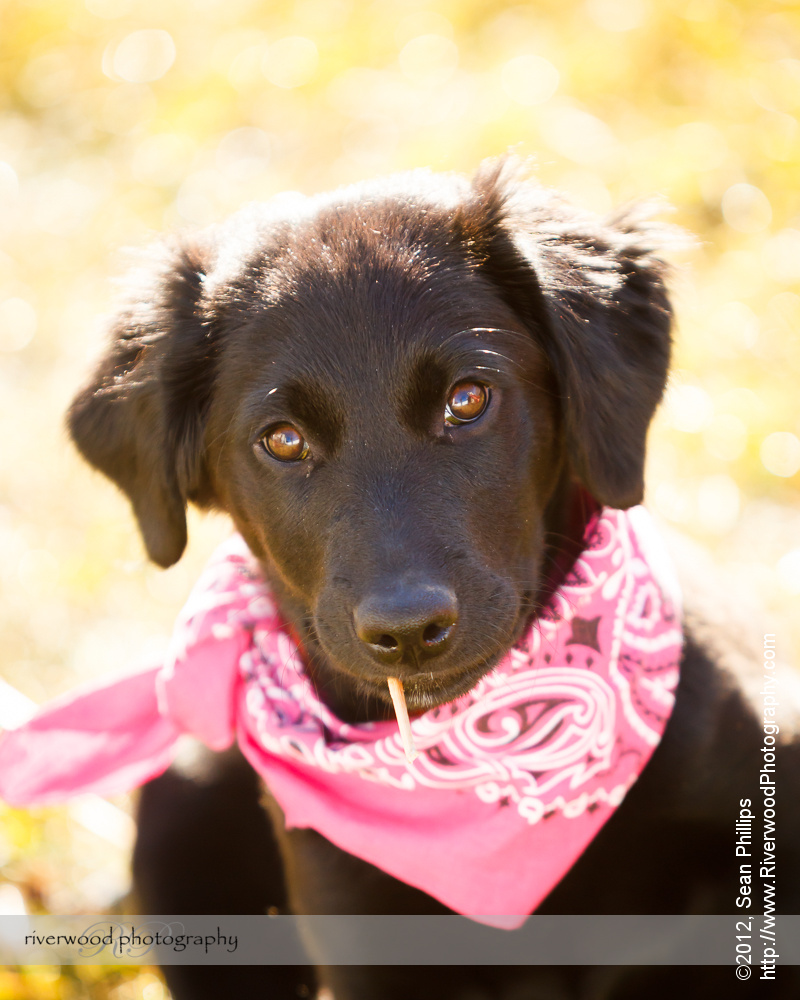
[68,240,218,567]
[463,162,673,509]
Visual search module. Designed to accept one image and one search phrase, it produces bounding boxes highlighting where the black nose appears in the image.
[353,582,458,665]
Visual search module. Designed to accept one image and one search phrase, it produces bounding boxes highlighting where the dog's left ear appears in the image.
[67,239,218,567]
[461,163,674,509]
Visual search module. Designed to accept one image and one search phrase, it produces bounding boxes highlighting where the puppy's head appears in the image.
[69,161,672,717]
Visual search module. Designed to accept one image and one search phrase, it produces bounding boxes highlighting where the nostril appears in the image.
[353,582,458,662]
[422,623,451,646]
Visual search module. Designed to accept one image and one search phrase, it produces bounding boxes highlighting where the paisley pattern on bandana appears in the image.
[199,508,681,837]
[0,506,682,926]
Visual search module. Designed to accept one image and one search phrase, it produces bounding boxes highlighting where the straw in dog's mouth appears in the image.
[387,677,418,762]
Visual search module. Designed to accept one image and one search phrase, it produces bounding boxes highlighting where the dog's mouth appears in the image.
[366,654,507,714]
[305,589,538,719]
[303,631,509,719]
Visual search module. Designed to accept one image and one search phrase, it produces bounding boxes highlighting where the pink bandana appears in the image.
[0,507,682,926]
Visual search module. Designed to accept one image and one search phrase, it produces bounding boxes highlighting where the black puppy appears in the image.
[68,161,800,999]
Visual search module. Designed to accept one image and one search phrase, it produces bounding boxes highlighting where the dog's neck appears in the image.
[260,474,592,724]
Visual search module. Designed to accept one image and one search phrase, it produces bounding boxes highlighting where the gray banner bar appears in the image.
[0,915,795,966]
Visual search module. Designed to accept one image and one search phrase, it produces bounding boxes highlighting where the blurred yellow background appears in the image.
[1,0,799,995]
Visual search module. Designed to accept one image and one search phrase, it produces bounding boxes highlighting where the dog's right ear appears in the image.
[457,160,674,510]
[68,240,218,568]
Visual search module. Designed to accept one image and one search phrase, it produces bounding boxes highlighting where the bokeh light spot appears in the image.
[131,132,196,187]
[585,0,648,32]
[262,36,319,89]
[398,35,459,88]
[721,183,772,234]
[708,300,759,355]
[761,112,798,163]
[295,0,352,33]
[395,11,454,47]
[717,387,766,428]
[539,105,617,165]
[761,432,800,478]
[0,162,19,204]
[18,50,75,108]
[341,115,399,169]
[653,480,693,524]
[17,548,60,596]
[101,83,158,135]
[0,298,37,353]
[663,383,714,433]
[142,977,167,1000]
[764,294,800,372]
[750,58,800,115]
[777,549,800,596]
[703,414,747,462]
[762,229,800,285]
[223,36,270,92]
[673,122,728,172]
[85,0,133,18]
[32,177,98,235]
[554,169,613,214]
[108,30,176,84]
[176,170,227,225]
[697,474,740,534]
[501,55,559,106]
[0,884,26,915]
[215,127,271,182]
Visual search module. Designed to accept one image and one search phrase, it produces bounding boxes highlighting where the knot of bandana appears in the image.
[0,506,682,925]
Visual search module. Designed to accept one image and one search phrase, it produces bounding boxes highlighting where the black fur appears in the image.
[68,161,800,999]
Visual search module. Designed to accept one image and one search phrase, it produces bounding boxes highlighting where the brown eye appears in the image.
[261,424,309,462]
[445,381,490,425]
